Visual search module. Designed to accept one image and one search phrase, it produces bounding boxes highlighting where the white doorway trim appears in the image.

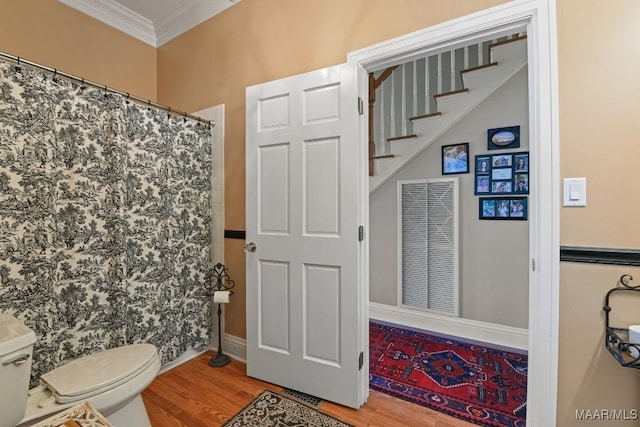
[348,1,560,425]
[193,104,227,356]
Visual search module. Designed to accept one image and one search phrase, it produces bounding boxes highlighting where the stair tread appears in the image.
[461,62,498,74]
[434,88,469,99]
[488,35,527,50]
[409,112,442,121]
[387,134,417,142]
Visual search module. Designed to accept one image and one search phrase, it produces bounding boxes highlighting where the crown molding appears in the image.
[155,0,239,47]
[58,0,240,47]
[59,0,156,46]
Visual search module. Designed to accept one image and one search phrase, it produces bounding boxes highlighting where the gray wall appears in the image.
[370,67,529,329]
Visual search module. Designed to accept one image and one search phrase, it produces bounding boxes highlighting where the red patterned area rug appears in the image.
[369,321,527,427]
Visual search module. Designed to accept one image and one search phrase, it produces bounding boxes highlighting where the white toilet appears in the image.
[0,313,161,427]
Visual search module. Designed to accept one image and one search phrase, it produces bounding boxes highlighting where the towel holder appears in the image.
[603,274,640,368]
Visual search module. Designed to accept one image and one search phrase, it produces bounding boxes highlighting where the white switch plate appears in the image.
[563,177,587,207]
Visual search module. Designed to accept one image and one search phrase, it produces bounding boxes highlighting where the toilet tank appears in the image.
[0,314,37,427]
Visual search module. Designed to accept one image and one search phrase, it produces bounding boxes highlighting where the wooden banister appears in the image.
[369,66,398,176]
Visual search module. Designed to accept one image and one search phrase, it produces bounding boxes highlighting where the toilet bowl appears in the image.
[0,313,161,427]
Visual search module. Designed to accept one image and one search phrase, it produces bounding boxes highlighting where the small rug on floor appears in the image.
[369,321,527,427]
[222,390,353,427]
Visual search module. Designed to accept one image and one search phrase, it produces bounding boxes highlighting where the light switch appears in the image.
[563,177,587,207]
[569,184,580,201]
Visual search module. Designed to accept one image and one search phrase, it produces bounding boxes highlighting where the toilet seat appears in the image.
[39,344,158,404]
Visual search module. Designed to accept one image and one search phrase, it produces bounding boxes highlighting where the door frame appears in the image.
[348,0,559,425]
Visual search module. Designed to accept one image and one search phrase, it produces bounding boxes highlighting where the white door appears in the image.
[245,63,366,408]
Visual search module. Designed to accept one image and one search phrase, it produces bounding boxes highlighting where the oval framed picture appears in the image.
[487,125,520,150]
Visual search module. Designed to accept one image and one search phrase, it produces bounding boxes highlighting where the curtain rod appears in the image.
[0,52,214,128]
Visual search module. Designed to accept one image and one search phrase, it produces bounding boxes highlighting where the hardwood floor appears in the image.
[142,351,476,427]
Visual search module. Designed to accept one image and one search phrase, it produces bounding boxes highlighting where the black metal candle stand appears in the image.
[603,274,640,369]
[206,262,235,367]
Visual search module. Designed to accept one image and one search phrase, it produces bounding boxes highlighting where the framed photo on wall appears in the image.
[476,176,490,194]
[474,151,529,195]
[441,143,469,175]
[487,125,520,150]
[479,197,528,220]
[476,156,490,175]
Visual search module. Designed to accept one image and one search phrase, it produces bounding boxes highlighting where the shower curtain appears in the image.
[0,59,213,385]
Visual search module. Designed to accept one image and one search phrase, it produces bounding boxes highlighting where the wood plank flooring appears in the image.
[142,350,476,427]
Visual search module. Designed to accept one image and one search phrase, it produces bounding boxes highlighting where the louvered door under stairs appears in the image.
[399,178,458,316]
[370,35,527,193]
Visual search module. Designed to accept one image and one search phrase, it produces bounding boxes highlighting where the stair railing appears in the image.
[369,66,397,176]
[369,33,526,176]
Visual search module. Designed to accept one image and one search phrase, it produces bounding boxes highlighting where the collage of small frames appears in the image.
[475,125,528,220]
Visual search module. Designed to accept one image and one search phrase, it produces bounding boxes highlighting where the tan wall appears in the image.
[557,0,640,247]
[156,0,508,344]
[556,0,640,425]
[0,0,157,101]
[558,264,640,426]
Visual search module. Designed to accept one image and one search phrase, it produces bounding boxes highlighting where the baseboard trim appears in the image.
[215,306,527,365]
[160,347,209,374]
[159,333,247,375]
[369,302,528,350]
[223,333,247,363]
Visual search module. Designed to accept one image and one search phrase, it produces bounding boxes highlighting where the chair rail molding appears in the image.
[560,246,640,266]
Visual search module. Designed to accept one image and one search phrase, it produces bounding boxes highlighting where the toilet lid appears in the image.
[40,343,158,403]
[0,313,36,356]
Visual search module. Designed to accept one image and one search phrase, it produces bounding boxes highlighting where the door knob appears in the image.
[244,242,257,253]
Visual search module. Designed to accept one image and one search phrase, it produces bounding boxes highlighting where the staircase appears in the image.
[369,36,527,193]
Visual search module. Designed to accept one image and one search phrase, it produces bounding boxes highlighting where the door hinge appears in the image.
[358,351,364,370]
[358,225,364,242]
[358,97,364,115]
[532,258,536,271]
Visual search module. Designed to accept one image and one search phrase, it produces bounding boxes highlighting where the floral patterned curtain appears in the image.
[0,59,212,386]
